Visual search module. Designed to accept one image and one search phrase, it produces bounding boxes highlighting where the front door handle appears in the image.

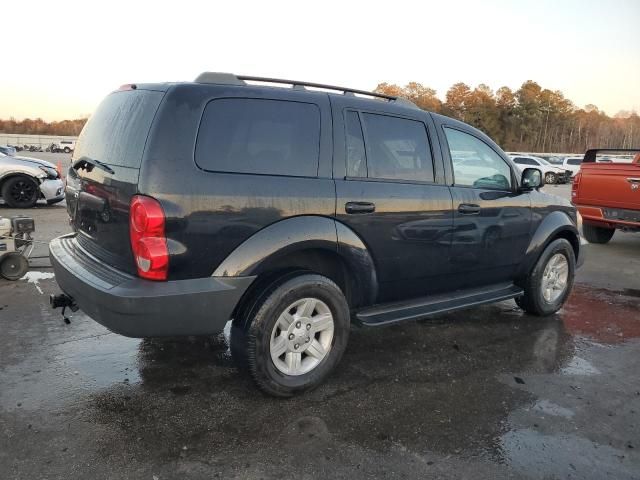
[458,203,481,215]
[345,201,375,214]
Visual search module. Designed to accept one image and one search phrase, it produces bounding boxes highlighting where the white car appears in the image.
[561,156,583,177]
[58,140,75,153]
[509,155,570,184]
[0,149,65,208]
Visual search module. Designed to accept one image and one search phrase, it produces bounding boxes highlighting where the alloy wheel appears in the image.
[9,179,37,206]
[541,253,569,302]
[269,297,334,376]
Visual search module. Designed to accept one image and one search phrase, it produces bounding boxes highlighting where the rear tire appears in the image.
[1,175,39,208]
[516,238,575,316]
[582,224,615,244]
[545,172,556,184]
[231,272,350,397]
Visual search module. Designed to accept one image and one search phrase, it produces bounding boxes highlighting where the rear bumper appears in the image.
[49,234,255,337]
[576,205,640,230]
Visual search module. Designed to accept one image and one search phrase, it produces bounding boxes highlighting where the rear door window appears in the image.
[358,113,434,183]
[73,89,164,168]
[196,98,321,177]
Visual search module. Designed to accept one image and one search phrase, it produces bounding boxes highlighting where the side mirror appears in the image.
[521,168,543,190]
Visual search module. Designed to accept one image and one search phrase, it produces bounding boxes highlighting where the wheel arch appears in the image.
[517,210,580,280]
[0,172,40,192]
[213,215,378,311]
[0,172,42,202]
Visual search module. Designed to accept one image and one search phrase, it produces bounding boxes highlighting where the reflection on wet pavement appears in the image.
[562,285,640,343]
[1,277,639,479]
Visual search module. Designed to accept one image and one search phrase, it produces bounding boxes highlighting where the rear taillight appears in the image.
[129,195,168,281]
[571,172,582,200]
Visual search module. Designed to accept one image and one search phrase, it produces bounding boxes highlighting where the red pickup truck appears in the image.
[572,149,640,243]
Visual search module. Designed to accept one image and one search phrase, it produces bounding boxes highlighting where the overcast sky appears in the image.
[3,0,639,121]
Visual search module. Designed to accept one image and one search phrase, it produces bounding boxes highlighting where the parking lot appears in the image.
[1,167,639,479]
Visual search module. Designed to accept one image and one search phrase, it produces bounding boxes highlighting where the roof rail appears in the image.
[194,72,418,109]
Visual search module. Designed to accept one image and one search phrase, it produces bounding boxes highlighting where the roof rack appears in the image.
[194,72,418,109]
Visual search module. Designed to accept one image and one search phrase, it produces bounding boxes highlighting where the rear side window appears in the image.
[345,111,367,177]
[196,98,320,177]
[567,159,582,165]
[74,90,163,168]
[361,113,434,183]
[513,157,538,166]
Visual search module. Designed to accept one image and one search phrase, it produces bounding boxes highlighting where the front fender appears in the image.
[517,210,579,278]
[0,169,44,184]
[212,215,378,306]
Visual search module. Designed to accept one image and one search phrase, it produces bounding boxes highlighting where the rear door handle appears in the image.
[458,203,481,215]
[345,201,375,214]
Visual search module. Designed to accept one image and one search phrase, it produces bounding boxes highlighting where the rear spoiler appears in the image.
[583,148,640,163]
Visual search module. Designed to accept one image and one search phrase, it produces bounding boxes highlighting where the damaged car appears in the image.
[0,147,65,208]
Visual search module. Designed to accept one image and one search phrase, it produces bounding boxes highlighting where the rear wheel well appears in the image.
[231,249,360,325]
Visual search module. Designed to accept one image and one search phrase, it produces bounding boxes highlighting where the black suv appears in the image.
[50,73,583,396]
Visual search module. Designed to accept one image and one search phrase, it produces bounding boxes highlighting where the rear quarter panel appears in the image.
[138,84,335,280]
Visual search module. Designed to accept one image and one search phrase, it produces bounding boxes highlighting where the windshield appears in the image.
[536,157,552,166]
[0,146,16,156]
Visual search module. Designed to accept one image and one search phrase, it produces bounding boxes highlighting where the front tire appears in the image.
[583,224,615,244]
[232,272,350,397]
[1,175,39,208]
[516,238,575,316]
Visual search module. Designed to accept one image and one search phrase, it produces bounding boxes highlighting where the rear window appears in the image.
[73,89,163,168]
[567,159,582,165]
[195,98,320,177]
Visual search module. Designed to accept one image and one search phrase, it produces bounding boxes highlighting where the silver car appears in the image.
[0,147,65,208]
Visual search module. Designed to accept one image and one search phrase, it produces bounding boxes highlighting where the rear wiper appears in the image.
[72,156,115,175]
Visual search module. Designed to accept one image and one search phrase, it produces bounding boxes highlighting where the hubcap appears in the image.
[541,253,569,302]
[269,297,334,376]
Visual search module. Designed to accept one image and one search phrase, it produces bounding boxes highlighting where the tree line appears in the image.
[1,80,638,153]
[0,117,87,137]
[375,80,639,153]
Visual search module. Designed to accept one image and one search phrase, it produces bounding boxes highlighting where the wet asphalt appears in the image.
[1,180,639,479]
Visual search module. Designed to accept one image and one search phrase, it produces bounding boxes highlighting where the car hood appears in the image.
[11,155,57,169]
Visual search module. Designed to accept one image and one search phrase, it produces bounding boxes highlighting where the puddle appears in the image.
[500,429,638,479]
[531,399,575,418]
[560,356,601,376]
[560,285,640,343]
